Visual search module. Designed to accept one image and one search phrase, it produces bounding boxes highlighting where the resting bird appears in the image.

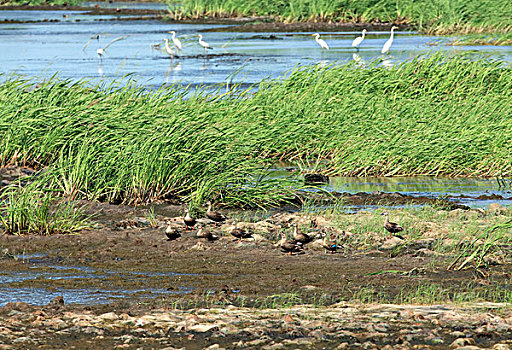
[322,234,338,254]
[196,228,217,241]
[206,201,227,225]
[279,233,303,255]
[292,223,313,245]
[165,222,181,241]
[183,208,196,230]
[381,212,403,237]
[230,228,252,241]
[352,29,367,51]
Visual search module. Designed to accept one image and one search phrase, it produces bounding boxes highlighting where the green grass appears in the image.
[172,0,512,34]
[0,184,90,235]
[1,54,511,206]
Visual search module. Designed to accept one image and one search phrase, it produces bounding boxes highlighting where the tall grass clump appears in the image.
[0,184,90,235]
[172,0,512,33]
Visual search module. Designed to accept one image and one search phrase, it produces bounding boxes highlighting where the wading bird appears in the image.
[352,29,367,51]
[312,33,329,51]
[198,34,213,56]
[381,26,397,55]
[163,38,177,63]
[83,34,126,62]
[206,201,227,226]
[183,208,196,230]
[168,31,183,51]
[381,212,403,237]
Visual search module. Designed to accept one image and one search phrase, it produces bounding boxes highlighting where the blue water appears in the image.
[1,6,511,89]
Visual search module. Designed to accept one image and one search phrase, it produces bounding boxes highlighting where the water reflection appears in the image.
[1,7,512,89]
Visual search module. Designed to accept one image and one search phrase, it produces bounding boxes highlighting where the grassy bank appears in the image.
[1,54,511,206]
[172,0,512,34]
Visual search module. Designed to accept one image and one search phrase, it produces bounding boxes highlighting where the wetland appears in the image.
[1,1,512,348]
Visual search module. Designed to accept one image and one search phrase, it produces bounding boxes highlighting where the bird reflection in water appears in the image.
[165,62,182,84]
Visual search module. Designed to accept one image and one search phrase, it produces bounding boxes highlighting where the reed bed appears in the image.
[1,54,511,205]
[172,0,512,34]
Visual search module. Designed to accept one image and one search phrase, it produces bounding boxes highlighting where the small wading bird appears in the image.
[381,26,398,55]
[163,38,177,63]
[352,29,367,51]
[292,223,313,245]
[83,34,127,62]
[312,33,329,51]
[168,31,183,51]
[198,34,213,56]
[183,208,196,230]
[279,233,303,255]
[206,201,227,226]
[381,212,403,237]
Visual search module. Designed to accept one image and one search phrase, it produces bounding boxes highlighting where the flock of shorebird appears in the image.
[85,26,399,63]
[165,201,404,256]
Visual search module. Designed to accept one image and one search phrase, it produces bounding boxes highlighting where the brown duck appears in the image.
[230,228,252,241]
[322,234,338,254]
[279,233,303,255]
[206,201,227,225]
[183,208,196,230]
[292,223,313,245]
[165,221,181,241]
[382,212,403,237]
[196,228,217,241]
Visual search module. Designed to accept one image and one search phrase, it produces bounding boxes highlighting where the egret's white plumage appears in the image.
[352,29,367,50]
[312,33,329,50]
[163,38,176,62]
[83,34,126,61]
[168,31,182,51]
[198,34,213,55]
[381,26,397,55]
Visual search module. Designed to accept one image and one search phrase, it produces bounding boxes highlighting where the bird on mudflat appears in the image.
[165,221,181,241]
[279,233,303,255]
[292,223,313,245]
[381,212,403,237]
[206,201,227,226]
[230,228,252,241]
[183,208,196,230]
[196,228,217,241]
[322,234,338,254]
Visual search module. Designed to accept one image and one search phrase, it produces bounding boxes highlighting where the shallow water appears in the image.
[1,6,512,89]
[0,254,192,306]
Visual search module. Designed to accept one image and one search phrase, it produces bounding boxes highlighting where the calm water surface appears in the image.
[1,4,512,89]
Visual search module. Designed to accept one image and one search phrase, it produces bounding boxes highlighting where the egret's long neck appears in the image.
[164,40,170,50]
[390,28,395,39]
[362,31,366,39]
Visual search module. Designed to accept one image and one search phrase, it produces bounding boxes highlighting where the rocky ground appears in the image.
[1,298,512,349]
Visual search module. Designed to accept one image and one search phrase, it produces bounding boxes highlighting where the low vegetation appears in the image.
[172,0,512,34]
[1,54,511,208]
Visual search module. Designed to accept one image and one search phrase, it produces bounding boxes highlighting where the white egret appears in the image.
[163,38,176,63]
[352,29,367,51]
[168,31,183,51]
[83,34,126,61]
[312,33,329,50]
[198,34,213,56]
[381,26,397,55]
